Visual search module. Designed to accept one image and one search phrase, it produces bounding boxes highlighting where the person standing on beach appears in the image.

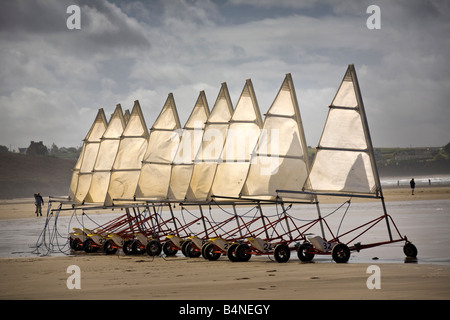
[410,178,416,195]
[34,193,44,216]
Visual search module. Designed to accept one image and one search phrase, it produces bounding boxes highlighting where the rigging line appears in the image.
[207,205,229,236]
[211,199,261,220]
[210,200,234,216]
[283,200,351,223]
[180,207,196,235]
[336,199,352,238]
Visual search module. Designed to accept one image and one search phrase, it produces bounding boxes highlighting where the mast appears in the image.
[350,64,393,241]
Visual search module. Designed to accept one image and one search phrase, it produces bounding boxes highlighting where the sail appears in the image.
[167,91,210,201]
[185,83,234,201]
[104,101,149,205]
[68,108,108,203]
[124,109,131,125]
[241,74,312,200]
[210,79,263,200]
[306,64,380,195]
[83,104,126,203]
[135,93,182,200]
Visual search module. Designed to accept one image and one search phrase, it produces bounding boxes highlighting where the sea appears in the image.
[380,174,450,188]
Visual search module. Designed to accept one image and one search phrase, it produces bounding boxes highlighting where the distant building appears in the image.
[26,141,48,156]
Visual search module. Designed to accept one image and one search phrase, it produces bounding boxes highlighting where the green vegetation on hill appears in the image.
[307,143,450,177]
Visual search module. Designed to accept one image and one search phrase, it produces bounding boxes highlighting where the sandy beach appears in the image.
[1,186,450,301]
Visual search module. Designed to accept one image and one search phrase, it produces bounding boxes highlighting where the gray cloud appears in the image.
[0,0,449,151]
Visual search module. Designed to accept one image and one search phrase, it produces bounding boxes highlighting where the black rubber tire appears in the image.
[297,244,315,262]
[403,242,418,258]
[103,239,118,255]
[122,240,133,255]
[235,243,251,262]
[227,243,240,262]
[331,243,350,263]
[181,240,191,257]
[163,241,178,256]
[203,243,221,261]
[70,238,83,251]
[83,238,99,253]
[186,242,202,258]
[146,240,162,256]
[274,244,291,263]
[131,241,146,255]
[201,242,210,259]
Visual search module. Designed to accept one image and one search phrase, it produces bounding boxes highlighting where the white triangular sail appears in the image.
[167,91,210,201]
[105,101,149,205]
[69,108,108,203]
[185,83,234,201]
[84,104,126,204]
[210,79,263,200]
[242,74,312,200]
[306,64,380,195]
[135,93,182,200]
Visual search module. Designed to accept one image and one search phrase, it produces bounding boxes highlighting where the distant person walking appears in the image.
[34,193,44,216]
[410,178,416,195]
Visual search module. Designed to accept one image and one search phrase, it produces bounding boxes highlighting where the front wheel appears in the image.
[274,244,290,263]
[163,241,178,256]
[235,244,251,262]
[83,239,99,253]
[203,243,221,261]
[227,243,239,262]
[403,242,418,258]
[70,238,83,251]
[186,242,202,258]
[132,241,146,255]
[103,239,118,255]
[297,244,315,262]
[331,243,350,263]
[123,240,133,255]
[146,240,162,256]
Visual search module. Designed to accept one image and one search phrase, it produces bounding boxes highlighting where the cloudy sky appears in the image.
[1,0,449,151]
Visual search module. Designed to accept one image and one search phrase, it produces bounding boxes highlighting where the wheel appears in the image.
[331,243,350,263]
[163,241,178,256]
[186,242,202,258]
[201,242,210,259]
[123,240,133,255]
[227,243,239,262]
[181,240,191,257]
[403,242,418,258]
[131,241,146,255]
[274,244,291,263]
[203,243,221,261]
[103,239,118,255]
[146,240,162,256]
[297,244,315,262]
[70,238,83,251]
[83,239,99,253]
[235,243,251,262]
